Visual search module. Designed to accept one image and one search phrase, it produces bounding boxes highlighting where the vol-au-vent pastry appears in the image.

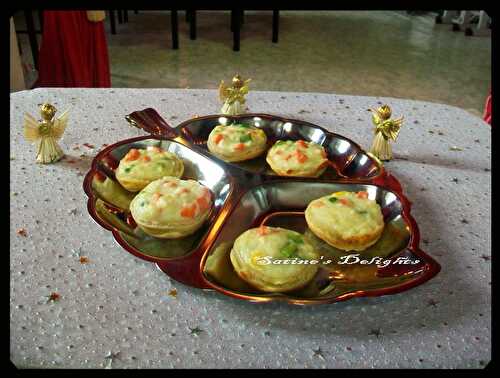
[207,123,267,162]
[305,191,384,251]
[115,146,184,192]
[230,226,320,293]
[129,176,213,239]
[266,140,329,177]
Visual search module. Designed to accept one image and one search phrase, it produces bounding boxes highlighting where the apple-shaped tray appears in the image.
[83,108,440,305]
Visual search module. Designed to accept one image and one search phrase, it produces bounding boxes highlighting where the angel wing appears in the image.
[51,110,69,140]
[377,117,403,141]
[389,116,404,140]
[23,113,41,142]
[219,80,231,101]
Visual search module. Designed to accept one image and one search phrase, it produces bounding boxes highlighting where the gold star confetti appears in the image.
[449,146,463,151]
[16,228,27,237]
[47,292,61,303]
[168,289,177,298]
[427,299,438,307]
[79,256,89,264]
[189,327,204,336]
[312,347,325,360]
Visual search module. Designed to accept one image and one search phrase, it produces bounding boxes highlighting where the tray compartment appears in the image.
[201,181,432,303]
[126,109,383,180]
[84,137,234,262]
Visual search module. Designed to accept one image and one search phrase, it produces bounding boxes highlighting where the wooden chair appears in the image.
[13,10,43,70]
[108,10,179,50]
[186,9,280,51]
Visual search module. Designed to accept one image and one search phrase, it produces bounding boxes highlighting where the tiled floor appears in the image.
[14,10,491,116]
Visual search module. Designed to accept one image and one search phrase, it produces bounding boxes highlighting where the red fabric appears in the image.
[35,11,110,88]
[483,89,491,125]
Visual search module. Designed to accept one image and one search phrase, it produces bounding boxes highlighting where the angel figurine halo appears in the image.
[24,103,69,164]
[218,74,251,115]
[369,104,404,161]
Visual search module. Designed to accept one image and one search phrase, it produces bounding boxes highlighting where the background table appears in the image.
[10,88,491,368]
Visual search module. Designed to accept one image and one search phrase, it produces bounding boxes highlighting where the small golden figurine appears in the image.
[24,103,69,164]
[218,74,251,115]
[369,104,404,161]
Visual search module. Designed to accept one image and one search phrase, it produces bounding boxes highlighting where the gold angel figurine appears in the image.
[369,104,404,161]
[24,103,69,164]
[218,74,251,115]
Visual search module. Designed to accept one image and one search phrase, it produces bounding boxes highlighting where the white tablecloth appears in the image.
[10,88,491,368]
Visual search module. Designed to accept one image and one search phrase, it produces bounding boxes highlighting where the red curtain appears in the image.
[483,89,491,125]
[35,11,110,88]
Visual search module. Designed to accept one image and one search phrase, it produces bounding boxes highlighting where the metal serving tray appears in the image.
[83,108,440,305]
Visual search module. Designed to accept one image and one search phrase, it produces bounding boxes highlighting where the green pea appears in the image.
[328,197,338,203]
[239,134,253,143]
[288,233,304,244]
[280,242,298,258]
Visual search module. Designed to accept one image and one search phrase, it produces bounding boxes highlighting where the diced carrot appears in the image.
[257,226,268,235]
[356,191,369,199]
[296,151,308,163]
[214,134,224,144]
[180,203,197,218]
[339,198,351,206]
[179,188,190,194]
[284,154,292,161]
[124,148,140,161]
[152,193,162,202]
[142,155,151,162]
[296,140,308,149]
[234,143,245,151]
[196,196,209,211]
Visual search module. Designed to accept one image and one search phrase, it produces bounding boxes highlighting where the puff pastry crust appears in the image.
[116,146,184,192]
[230,226,320,293]
[207,124,267,162]
[129,176,213,239]
[305,191,384,251]
[266,140,328,177]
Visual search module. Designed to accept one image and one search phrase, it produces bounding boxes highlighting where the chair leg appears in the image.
[171,10,179,49]
[117,10,123,24]
[24,10,39,70]
[38,9,43,32]
[189,10,197,40]
[109,10,117,34]
[124,10,129,23]
[272,10,279,43]
[233,9,241,51]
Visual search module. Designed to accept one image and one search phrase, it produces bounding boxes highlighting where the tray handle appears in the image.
[125,108,179,139]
